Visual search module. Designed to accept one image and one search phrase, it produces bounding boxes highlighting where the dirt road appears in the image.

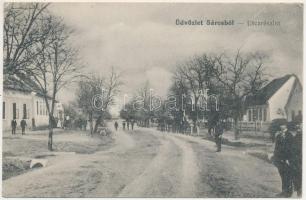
[3,127,281,197]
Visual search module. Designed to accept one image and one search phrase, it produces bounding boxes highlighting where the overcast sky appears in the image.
[50,3,303,115]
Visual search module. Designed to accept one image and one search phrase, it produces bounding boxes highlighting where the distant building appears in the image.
[243,74,302,123]
[2,75,64,131]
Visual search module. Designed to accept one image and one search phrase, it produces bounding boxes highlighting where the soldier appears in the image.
[273,123,294,197]
[20,119,27,135]
[114,121,119,131]
[291,123,302,197]
[214,120,224,152]
[11,119,17,135]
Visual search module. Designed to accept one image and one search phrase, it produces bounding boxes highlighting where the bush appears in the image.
[268,118,287,142]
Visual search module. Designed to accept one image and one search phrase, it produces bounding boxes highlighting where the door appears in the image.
[23,104,27,119]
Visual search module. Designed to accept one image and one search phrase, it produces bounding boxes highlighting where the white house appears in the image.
[2,75,64,131]
[243,74,302,123]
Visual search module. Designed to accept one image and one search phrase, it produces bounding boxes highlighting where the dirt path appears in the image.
[3,127,282,197]
[118,138,179,197]
[167,135,201,197]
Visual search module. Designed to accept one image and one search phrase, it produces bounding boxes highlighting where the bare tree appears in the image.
[173,54,216,132]
[137,81,152,127]
[93,67,122,133]
[4,3,79,150]
[76,75,104,135]
[4,3,50,75]
[213,50,268,139]
[28,15,80,150]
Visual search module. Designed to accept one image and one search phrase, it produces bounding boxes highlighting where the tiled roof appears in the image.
[3,74,53,100]
[3,74,33,92]
[245,74,296,106]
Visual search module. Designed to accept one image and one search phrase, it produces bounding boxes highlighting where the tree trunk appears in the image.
[192,120,197,134]
[94,115,102,133]
[48,116,53,151]
[89,113,93,136]
[234,117,239,140]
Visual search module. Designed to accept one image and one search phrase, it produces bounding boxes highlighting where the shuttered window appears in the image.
[3,102,5,119]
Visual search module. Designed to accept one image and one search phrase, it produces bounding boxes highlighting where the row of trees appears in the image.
[171,51,268,138]
[120,51,268,139]
[4,3,80,150]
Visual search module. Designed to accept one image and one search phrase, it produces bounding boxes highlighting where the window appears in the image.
[40,102,42,115]
[37,101,39,115]
[3,102,5,119]
[248,110,252,122]
[23,104,27,119]
[13,103,16,119]
[263,108,267,121]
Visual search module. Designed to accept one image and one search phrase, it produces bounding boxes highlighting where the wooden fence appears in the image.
[237,121,270,132]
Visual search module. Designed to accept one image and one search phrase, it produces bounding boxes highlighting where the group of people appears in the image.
[199,118,302,197]
[11,118,27,135]
[212,120,302,197]
[273,122,302,197]
[114,120,135,131]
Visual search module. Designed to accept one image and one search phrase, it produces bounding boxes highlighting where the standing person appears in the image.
[291,123,302,197]
[273,123,294,197]
[11,119,17,135]
[32,118,36,130]
[127,121,130,130]
[20,119,27,135]
[84,120,87,131]
[114,121,119,131]
[122,121,126,130]
[214,120,224,152]
[131,120,135,130]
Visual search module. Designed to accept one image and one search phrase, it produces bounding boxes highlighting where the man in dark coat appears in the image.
[214,120,224,152]
[114,121,119,131]
[273,123,294,197]
[20,119,27,135]
[291,123,302,197]
[122,121,126,130]
[11,119,17,135]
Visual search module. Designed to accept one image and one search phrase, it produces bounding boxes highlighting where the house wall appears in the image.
[244,105,269,122]
[268,76,296,121]
[285,79,302,121]
[32,96,50,128]
[3,89,37,131]
[242,75,302,125]
[2,89,62,131]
